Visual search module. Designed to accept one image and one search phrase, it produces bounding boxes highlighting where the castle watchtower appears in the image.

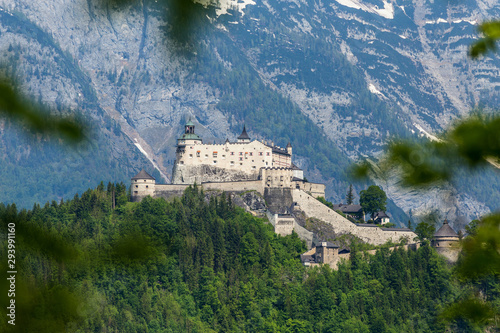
[432,219,460,262]
[176,120,202,154]
[237,125,251,143]
[131,169,156,202]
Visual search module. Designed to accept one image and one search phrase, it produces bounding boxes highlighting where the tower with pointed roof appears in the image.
[237,125,251,143]
[131,169,156,201]
[432,219,460,262]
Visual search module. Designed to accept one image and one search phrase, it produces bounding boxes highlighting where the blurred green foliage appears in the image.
[0,76,85,143]
[354,114,500,189]
[470,21,500,58]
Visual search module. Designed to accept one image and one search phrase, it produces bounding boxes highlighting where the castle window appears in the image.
[231,161,234,165]
[239,152,243,156]
[205,154,208,158]
[266,152,270,156]
[134,191,138,194]
[252,166,256,169]
[222,155,226,158]
[189,154,193,158]
[259,152,263,156]
[213,160,217,164]
[231,152,234,155]
[239,157,243,161]
[146,185,148,188]
[135,185,138,188]
[213,152,217,158]
[180,161,184,165]
[240,163,243,165]
[196,152,200,157]
[144,180,147,182]
[249,152,253,156]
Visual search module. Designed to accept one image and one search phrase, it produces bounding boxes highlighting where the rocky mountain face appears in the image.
[0,0,499,226]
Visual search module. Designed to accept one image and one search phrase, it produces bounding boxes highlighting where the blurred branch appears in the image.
[0,77,85,143]
[455,214,500,281]
[97,0,207,46]
[352,114,500,188]
[470,21,500,58]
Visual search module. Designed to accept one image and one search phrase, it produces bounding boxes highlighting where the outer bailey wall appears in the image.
[155,184,190,200]
[202,180,264,194]
[292,189,417,246]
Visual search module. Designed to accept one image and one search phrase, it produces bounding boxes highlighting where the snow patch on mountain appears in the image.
[368,83,386,98]
[196,0,256,17]
[414,123,441,142]
[334,0,394,19]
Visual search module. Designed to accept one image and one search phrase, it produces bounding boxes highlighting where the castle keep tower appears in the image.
[131,169,155,202]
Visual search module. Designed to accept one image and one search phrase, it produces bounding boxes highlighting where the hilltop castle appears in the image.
[132,121,325,201]
[131,121,417,250]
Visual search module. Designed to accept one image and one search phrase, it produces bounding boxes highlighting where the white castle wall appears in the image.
[292,189,416,246]
[176,141,274,175]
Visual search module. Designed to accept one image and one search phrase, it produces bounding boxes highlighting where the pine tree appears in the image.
[346,184,355,205]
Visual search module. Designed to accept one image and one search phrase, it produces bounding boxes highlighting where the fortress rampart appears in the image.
[292,189,416,245]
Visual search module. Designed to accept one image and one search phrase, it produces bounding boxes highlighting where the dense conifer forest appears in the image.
[0,184,497,332]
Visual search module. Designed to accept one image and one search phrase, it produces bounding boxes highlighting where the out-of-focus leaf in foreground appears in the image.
[470,21,500,58]
[97,0,205,45]
[352,115,500,188]
[111,232,159,263]
[0,77,85,143]
[441,296,495,326]
[455,214,500,281]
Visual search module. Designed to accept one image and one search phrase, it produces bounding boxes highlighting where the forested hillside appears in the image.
[1,185,494,332]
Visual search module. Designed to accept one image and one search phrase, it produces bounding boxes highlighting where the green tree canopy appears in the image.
[414,221,436,243]
[359,185,387,219]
